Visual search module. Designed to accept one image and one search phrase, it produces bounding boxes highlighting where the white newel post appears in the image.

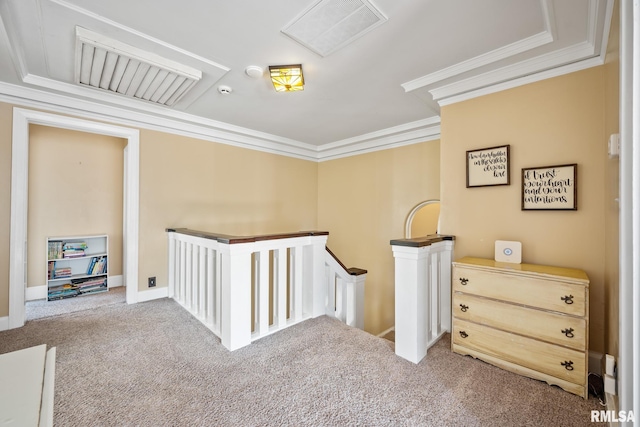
[391,236,454,364]
[220,242,253,351]
[392,244,430,364]
[311,235,329,318]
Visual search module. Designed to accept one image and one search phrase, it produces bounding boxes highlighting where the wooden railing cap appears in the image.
[389,234,455,248]
[166,228,329,244]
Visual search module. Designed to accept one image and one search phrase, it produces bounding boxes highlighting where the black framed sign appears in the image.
[466,145,510,188]
[522,163,577,210]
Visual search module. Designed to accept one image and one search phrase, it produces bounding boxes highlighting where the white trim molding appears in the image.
[8,108,140,329]
[402,0,556,92]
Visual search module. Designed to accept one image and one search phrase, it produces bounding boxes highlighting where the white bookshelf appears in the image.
[46,235,108,301]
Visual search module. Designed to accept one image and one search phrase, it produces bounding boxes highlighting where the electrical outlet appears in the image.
[148,276,156,287]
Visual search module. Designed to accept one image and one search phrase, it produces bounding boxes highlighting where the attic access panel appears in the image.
[282,0,388,57]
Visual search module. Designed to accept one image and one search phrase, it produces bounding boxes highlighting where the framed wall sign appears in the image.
[521,163,577,210]
[466,145,510,188]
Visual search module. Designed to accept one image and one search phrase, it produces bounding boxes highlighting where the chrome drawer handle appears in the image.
[561,360,574,371]
[561,328,575,338]
[459,331,468,339]
[561,295,574,304]
[459,277,469,286]
[459,304,469,312]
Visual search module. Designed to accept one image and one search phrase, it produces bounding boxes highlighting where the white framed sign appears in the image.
[522,163,577,210]
[466,145,510,188]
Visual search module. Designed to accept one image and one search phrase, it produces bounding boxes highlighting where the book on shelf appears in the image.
[86,256,107,275]
[47,241,63,260]
[53,267,72,279]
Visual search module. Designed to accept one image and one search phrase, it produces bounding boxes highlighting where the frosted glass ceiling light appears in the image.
[269,64,304,92]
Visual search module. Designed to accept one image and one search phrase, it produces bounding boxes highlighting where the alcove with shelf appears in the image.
[46,235,108,301]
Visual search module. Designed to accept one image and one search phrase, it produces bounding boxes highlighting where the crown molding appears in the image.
[437,55,604,107]
[430,41,597,102]
[0,81,443,161]
[0,80,320,160]
[402,0,555,92]
[317,121,441,162]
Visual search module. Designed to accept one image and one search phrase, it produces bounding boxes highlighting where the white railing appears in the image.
[390,235,455,364]
[167,229,366,351]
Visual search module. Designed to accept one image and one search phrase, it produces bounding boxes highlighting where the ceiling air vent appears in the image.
[75,27,202,107]
[282,0,387,57]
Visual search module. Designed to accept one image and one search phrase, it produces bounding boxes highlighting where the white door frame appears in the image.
[8,108,139,329]
[619,1,639,421]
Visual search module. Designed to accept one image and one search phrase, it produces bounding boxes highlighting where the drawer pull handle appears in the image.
[460,304,469,312]
[459,331,468,339]
[561,295,574,304]
[562,328,575,338]
[459,278,469,286]
[561,360,574,371]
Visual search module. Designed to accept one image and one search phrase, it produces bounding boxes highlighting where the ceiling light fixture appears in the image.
[268,64,304,92]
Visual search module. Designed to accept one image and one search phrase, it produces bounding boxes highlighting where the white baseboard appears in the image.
[26,285,47,301]
[377,326,395,338]
[0,316,9,331]
[108,275,123,288]
[136,286,169,303]
[590,350,603,375]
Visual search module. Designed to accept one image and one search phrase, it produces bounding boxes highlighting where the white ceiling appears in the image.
[0,0,613,160]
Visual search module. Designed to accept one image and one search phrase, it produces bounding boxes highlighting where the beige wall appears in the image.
[318,141,440,334]
[410,202,441,237]
[604,0,620,358]
[27,125,125,288]
[0,103,11,316]
[440,67,607,353]
[138,129,318,291]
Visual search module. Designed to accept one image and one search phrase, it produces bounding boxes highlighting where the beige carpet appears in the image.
[25,286,126,321]
[0,298,603,426]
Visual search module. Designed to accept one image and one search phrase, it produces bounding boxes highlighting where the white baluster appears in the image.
[291,246,303,321]
[215,249,222,336]
[256,250,270,337]
[179,240,186,305]
[198,244,206,318]
[276,248,287,328]
[206,248,214,327]
[335,276,344,321]
[168,233,176,298]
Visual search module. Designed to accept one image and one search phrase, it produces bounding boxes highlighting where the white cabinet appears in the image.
[451,257,589,398]
[46,235,108,301]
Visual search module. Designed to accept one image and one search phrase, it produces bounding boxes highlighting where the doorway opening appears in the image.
[8,108,140,329]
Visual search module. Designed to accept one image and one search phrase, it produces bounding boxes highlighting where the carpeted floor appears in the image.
[25,286,126,320]
[0,298,604,426]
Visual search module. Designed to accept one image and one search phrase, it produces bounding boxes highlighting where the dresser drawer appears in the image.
[452,319,586,386]
[453,292,586,351]
[453,266,586,316]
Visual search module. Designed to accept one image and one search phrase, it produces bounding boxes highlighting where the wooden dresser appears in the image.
[451,257,589,398]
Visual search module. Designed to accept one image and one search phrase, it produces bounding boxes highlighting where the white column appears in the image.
[310,235,329,317]
[392,244,431,364]
[220,242,253,351]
